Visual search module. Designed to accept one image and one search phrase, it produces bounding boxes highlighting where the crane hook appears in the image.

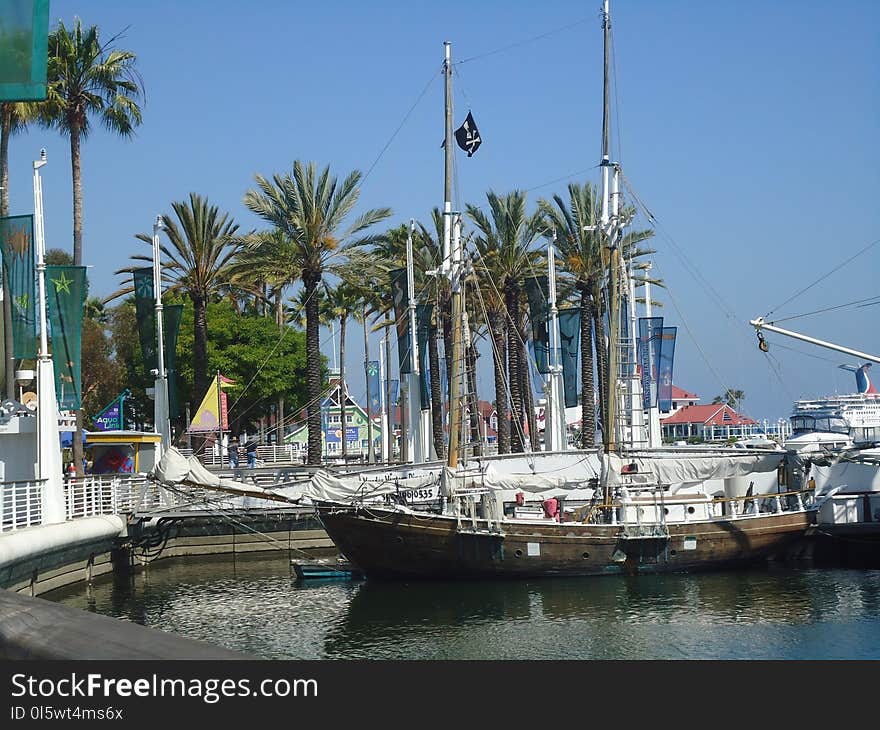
[757,330,768,353]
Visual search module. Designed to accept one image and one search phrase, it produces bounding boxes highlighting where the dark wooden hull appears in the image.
[805,523,880,567]
[318,504,815,579]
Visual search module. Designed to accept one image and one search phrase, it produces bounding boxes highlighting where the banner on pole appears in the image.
[558,307,581,408]
[637,316,663,410]
[46,265,87,409]
[163,303,183,419]
[366,359,380,417]
[132,267,157,372]
[417,303,432,406]
[0,214,37,358]
[657,327,677,412]
[524,276,550,374]
[0,0,50,102]
[389,268,412,374]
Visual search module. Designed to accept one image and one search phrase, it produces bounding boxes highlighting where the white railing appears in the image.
[1,471,302,535]
[198,444,299,466]
[0,480,45,533]
[64,474,158,520]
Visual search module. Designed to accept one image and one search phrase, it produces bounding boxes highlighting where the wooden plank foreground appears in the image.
[0,589,255,660]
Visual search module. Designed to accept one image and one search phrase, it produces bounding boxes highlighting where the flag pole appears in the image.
[216,369,223,466]
[152,216,170,456]
[33,149,64,524]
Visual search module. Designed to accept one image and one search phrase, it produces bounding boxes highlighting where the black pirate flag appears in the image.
[454,111,482,157]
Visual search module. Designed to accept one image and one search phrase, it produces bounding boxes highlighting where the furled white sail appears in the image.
[602,450,784,487]
[149,446,296,503]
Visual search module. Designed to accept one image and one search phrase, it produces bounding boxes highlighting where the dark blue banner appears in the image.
[524,276,549,374]
[637,317,663,410]
[366,359,380,417]
[657,327,677,411]
[389,268,412,374]
[417,304,432,407]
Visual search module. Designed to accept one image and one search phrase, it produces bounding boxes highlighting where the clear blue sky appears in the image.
[5,0,878,425]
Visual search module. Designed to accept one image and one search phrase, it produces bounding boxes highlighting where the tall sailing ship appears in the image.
[313,1,815,579]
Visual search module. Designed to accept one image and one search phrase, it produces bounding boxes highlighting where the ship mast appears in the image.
[600,0,621,456]
[443,41,464,470]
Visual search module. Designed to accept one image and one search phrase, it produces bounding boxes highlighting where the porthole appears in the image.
[514,549,523,558]
[582,552,590,560]
[687,506,695,514]
[670,549,677,556]
[663,507,669,515]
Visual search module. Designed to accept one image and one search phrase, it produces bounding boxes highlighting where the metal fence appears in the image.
[0,472,281,534]
[63,474,160,520]
[187,444,299,467]
[0,480,44,533]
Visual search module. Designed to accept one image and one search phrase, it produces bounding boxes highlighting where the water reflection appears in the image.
[45,555,880,660]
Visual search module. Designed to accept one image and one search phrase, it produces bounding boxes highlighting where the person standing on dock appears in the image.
[228,437,240,469]
[246,439,258,469]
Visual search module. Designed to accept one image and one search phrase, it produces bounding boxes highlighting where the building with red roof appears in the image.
[663,385,700,416]
[660,402,760,442]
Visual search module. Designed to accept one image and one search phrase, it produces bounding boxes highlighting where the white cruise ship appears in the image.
[786,364,880,450]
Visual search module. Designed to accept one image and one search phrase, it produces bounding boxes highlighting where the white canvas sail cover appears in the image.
[478,460,598,494]
[601,451,784,487]
[304,470,436,502]
[149,446,297,503]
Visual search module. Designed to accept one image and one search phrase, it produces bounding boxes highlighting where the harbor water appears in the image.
[46,553,880,659]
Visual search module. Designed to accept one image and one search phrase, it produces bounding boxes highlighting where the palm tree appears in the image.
[228,228,302,323]
[243,161,391,465]
[713,389,745,411]
[109,194,240,405]
[541,182,656,447]
[467,191,544,453]
[39,19,143,267]
[540,182,603,447]
[228,228,303,437]
[325,281,362,461]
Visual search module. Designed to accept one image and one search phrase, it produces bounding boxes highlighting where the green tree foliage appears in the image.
[81,315,122,423]
[106,299,151,428]
[243,161,391,464]
[173,299,311,437]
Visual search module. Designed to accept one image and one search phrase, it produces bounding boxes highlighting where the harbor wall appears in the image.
[0,516,127,595]
[0,508,332,660]
[0,508,331,596]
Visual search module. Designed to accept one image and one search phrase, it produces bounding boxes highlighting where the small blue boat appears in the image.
[291,558,364,581]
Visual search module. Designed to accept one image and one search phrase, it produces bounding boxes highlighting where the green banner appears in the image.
[0,214,37,358]
[558,307,581,409]
[132,267,157,372]
[389,268,412,374]
[164,303,183,419]
[524,276,549,374]
[46,265,87,409]
[0,0,49,101]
